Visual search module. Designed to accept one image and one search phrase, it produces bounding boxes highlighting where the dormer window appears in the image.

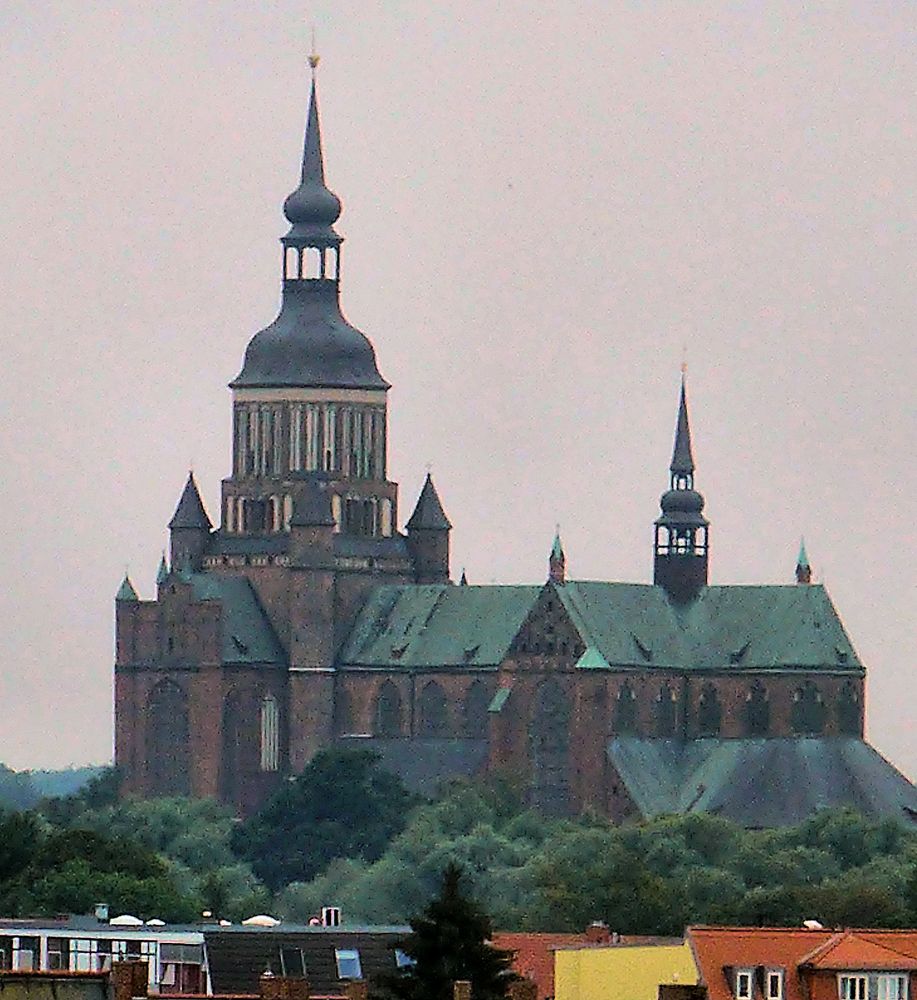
[878,976,908,1000]
[839,977,867,1000]
[736,970,754,1000]
[767,971,784,1000]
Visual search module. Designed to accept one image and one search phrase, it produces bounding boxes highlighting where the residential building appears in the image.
[555,939,695,1000]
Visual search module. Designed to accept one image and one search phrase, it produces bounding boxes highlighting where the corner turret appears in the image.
[549,529,566,585]
[169,472,212,571]
[406,473,451,584]
[795,538,812,584]
[653,376,709,603]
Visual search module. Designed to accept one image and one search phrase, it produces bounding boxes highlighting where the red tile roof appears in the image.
[493,934,594,999]
[689,927,917,1000]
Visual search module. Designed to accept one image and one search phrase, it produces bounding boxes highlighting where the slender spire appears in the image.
[282,60,342,238]
[459,568,468,586]
[549,527,566,585]
[169,472,212,530]
[406,474,451,531]
[671,374,695,476]
[156,552,169,586]
[796,538,812,584]
[116,574,138,602]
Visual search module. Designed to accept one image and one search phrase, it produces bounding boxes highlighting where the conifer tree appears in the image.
[377,863,516,1000]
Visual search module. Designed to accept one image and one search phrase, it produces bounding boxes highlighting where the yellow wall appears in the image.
[555,942,697,1000]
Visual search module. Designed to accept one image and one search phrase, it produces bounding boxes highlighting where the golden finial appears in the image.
[308,25,320,72]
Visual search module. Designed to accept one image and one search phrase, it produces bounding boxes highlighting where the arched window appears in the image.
[656,683,677,737]
[530,680,572,817]
[374,681,403,738]
[147,680,190,796]
[616,682,638,735]
[260,695,279,772]
[419,681,449,737]
[697,683,722,737]
[792,680,826,735]
[838,681,860,736]
[463,680,490,738]
[744,681,770,736]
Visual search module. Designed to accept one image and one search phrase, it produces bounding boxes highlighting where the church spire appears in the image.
[169,472,211,572]
[670,374,695,483]
[796,538,812,584]
[653,376,709,603]
[549,528,566,585]
[406,474,452,584]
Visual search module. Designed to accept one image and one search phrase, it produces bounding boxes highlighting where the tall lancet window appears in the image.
[260,694,279,772]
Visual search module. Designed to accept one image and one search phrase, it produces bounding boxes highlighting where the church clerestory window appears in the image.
[837,681,860,735]
[418,681,450,737]
[791,680,826,735]
[530,679,572,817]
[260,694,279,772]
[697,683,722,736]
[616,682,638,734]
[656,683,677,737]
[744,681,770,736]
[374,681,403,738]
[463,680,490,738]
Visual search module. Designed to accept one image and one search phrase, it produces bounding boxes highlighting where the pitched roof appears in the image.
[607,737,917,827]
[689,927,917,1000]
[406,474,451,531]
[338,736,489,796]
[189,574,284,666]
[557,582,860,672]
[339,584,541,668]
[203,928,408,996]
[491,933,609,999]
[116,575,138,602]
[169,472,212,530]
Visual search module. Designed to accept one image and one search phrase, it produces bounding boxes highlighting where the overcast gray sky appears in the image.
[0,2,914,776]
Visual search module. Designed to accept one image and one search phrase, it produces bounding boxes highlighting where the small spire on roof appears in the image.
[670,373,695,476]
[406,473,451,532]
[796,537,812,584]
[156,552,169,586]
[169,472,212,531]
[549,527,566,585]
[459,568,468,586]
[116,573,138,602]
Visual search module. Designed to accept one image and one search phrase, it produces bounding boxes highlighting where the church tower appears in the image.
[653,376,709,602]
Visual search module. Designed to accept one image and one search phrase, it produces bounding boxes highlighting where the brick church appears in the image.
[114,64,917,823]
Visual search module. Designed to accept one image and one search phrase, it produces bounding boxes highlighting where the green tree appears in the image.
[232,747,417,890]
[377,863,516,1000]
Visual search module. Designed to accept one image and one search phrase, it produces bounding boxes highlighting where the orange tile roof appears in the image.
[493,934,593,999]
[689,927,917,1000]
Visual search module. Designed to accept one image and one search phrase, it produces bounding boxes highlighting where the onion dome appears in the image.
[660,488,705,515]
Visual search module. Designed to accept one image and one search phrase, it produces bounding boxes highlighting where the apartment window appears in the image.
[767,971,784,1000]
[736,970,754,1000]
[160,944,203,994]
[335,948,362,980]
[13,937,39,971]
[0,935,11,970]
[47,938,70,971]
[840,977,868,1000]
[878,976,908,1000]
[279,946,306,978]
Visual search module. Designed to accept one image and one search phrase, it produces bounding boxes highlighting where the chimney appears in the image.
[321,906,342,927]
[585,921,611,944]
[454,982,472,1000]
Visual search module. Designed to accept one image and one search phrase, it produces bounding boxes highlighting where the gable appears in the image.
[190,573,284,665]
[508,584,586,659]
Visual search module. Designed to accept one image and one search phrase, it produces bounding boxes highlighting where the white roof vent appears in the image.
[146,919,166,926]
[110,914,144,927]
[803,919,825,930]
[242,914,281,927]
[219,920,232,927]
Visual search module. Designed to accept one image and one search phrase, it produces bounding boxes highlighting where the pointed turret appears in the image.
[459,568,468,586]
[406,473,451,584]
[654,377,709,603]
[116,574,138,602]
[169,472,211,572]
[549,529,566,585]
[156,553,169,586]
[671,375,695,481]
[796,538,812,584]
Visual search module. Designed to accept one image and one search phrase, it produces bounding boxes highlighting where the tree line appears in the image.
[3,748,917,931]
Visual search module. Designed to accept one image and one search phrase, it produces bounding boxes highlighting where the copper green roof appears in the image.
[557,581,860,672]
[607,737,917,826]
[169,472,212,530]
[406,474,451,532]
[189,573,284,666]
[340,584,541,668]
[116,575,138,602]
[797,538,810,569]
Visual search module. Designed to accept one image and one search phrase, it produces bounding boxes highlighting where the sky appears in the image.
[0,2,914,775]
